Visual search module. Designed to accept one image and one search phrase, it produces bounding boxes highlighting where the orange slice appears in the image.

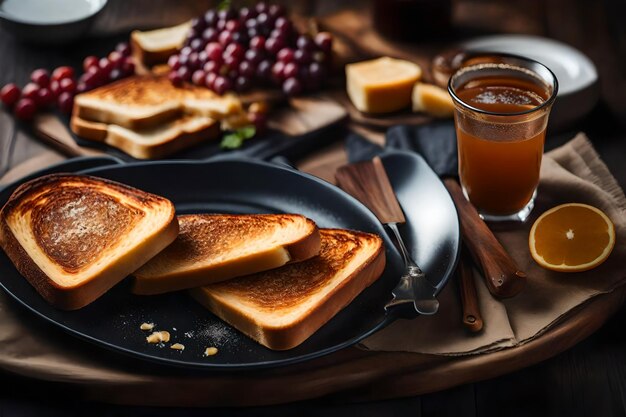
[529,203,615,272]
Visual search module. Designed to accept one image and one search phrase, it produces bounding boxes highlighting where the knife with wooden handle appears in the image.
[458,246,484,332]
[444,178,526,298]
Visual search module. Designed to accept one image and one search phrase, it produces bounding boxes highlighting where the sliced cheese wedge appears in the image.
[346,57,422,114]
[412,82,455,118]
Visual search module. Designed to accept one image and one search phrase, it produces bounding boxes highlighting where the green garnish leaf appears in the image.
[217,0,231,11]
[220,125,257,150]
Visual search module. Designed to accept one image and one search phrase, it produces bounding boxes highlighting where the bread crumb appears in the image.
[146,331,170,343]
[204,347,218,356]
[170,343,185,351]
[140,322,155,331]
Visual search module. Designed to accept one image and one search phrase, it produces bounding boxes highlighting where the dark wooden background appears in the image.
[1,0,626,415]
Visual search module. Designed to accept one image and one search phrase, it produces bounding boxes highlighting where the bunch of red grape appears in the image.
[168,2,333,96]
[0,42,135,120]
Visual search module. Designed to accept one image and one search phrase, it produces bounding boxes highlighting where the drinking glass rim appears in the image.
[447,52,559,117]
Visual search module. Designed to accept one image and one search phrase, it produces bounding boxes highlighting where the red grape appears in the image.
[115,42,131,57]
[218,30,233,45]
[283,62,299,78]
[239,7,256,20]
[202,27,218,42]
[57,92,74,113]
[294,49,312,64]
[204,10,217,27]
[99,58,114,75]
[14,98,37,120]
[169,71,184,87]
[83,55,99,71]
[223,55,241,70]
[121,57,136,75]
[37,87,54,107]
[76,83,88,93]
[235,76,252,92]
[249,35,265,50]
[265,37,285,55]
[190,38,205,52]
[205,72,217,89]
[188,52,201,70]
[51,66,75,81]
[191,17,206,32]
[296,35,315,51]
[205,42,223,61]
[168,55,181,70]
[225,19,241,32]
[192,69,206,85]
[180,46,193,56]
[108,51,123,67]
[203,60,219,74]
[257,59,273,79]
[239,60,255,78]
[274,17,291,32]
[49,80,61,97]
[177,66,192,82]
[231,31,249,45]
[244,48,263,65]
[31,69,50,87]
[277,47,294,62]
[255,2,268,14]
[268,4,285,18]
[315,32,333,52]
[271,61,285,82]
[109,69,123,81]
[248,110,267,133]
[282,77,302,96]
[59,77,76,93]
[213,76,231,95]
[0,83,20,107]
[22,82,40,100]
[225,43,245,59]
[256,13,271,28]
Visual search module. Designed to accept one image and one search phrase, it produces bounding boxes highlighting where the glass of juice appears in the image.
[448,54,558,222]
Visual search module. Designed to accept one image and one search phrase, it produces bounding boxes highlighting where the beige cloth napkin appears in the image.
[361,133,626,355]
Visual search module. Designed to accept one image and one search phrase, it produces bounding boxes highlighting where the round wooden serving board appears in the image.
[0,281,622,407]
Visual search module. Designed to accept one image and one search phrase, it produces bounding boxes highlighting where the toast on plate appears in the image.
[131,21,191,66]
[70,114,220,159]
[132,214,321,295]
[0,174,179,310]
[191,228,385,350]
[73,75,243,131]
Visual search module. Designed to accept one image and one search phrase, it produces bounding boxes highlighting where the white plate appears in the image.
[461,34,599,129]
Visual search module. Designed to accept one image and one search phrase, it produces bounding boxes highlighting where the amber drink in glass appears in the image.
[448,54,558,222]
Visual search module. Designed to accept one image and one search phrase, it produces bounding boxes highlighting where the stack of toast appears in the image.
[70,75,247,159]
[0,174,386,350]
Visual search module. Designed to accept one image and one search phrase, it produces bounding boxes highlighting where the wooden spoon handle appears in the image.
[458,247,483,332]
[444,178,526,298]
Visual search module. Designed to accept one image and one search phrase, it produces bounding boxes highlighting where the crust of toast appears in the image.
[0,174,179,310]
[70,114,221,159]
[73,75,243,132]
[191,229,386,350]
[132,214,321,295]
[130,21,191,67]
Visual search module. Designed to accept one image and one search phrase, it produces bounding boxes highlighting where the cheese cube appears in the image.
[346,57,422,114]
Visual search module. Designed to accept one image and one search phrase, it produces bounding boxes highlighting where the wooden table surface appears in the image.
[1,1,626,415]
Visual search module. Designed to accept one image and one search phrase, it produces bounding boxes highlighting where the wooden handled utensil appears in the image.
[444,178,526,298]
[336,156,439,316]
[458,246,484,332]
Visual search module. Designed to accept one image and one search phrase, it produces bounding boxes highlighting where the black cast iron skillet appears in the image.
[0,152,459,370]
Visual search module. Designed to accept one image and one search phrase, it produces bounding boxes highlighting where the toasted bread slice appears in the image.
[0,174,179,310]
[131,21,191,66]
[132,214,321,295]
[70,114,220,159]
[73,75,243,131]
[191,228,385,350]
